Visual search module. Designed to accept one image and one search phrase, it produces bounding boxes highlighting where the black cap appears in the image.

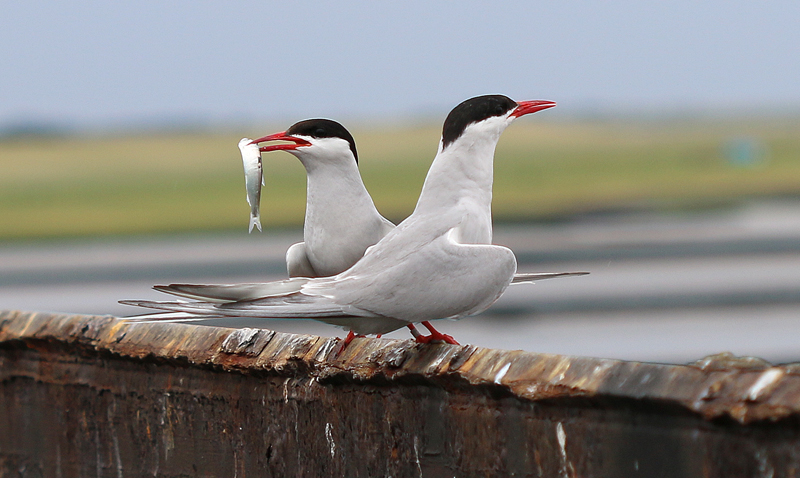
[441,95,517,150]
[286,119,358,164]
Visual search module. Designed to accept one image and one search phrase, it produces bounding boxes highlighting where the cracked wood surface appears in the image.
[2,310,800,477]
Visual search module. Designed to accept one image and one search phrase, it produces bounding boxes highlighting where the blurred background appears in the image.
[2,1,799,364]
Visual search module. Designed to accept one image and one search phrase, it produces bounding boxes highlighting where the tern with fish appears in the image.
[250,119,394,277]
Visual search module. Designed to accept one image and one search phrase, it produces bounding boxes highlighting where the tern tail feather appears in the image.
[119,292,369,319]
[121,310,217,323]
[153,278,311,303]
[510,271,589,284]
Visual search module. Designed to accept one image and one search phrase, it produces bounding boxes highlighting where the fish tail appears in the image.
[249,214,262,233]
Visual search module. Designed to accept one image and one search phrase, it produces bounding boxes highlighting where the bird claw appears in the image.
[407,322,460,345]
[334,330,365,356]
[414,333,460,345]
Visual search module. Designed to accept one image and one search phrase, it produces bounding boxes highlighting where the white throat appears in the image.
[290,142,388,274]
[414,115,512,215]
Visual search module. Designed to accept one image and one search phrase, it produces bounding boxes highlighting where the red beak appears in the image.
[511,100,557,118]
[250,131,311,153]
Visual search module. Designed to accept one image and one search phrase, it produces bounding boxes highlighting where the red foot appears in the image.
[342,330,365,347]
[333,330,366,356]
[407,322,460,345]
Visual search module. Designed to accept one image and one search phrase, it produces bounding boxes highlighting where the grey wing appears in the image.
[511,271,589,284]
[327,226,517,322]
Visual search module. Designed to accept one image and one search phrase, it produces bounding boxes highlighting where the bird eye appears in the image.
[315,128,326,137]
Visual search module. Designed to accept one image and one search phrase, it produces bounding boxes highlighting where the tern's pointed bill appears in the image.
[239,138,263,233]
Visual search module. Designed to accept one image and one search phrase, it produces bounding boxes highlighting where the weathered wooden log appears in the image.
[1,310,799,477]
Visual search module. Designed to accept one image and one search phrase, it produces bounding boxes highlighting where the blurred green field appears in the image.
[1,116,799,240]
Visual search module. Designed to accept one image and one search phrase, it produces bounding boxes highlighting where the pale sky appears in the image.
[2,1,799,130]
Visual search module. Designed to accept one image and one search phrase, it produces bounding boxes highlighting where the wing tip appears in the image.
[511,271,590,284]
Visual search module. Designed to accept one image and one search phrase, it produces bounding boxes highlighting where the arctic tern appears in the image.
[251,119,394,277]
[122,95,587,344]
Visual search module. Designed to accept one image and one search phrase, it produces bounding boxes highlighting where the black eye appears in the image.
[315,128,326,137]
[495,105,506,116]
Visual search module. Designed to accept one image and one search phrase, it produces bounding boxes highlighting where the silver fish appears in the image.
[238,138,263,233]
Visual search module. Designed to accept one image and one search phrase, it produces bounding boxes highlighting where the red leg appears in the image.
[407,323,423,339]
[343,330,369,345]
[336,330,366,355]
[409,321,460,345]
[343,330,358,347]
